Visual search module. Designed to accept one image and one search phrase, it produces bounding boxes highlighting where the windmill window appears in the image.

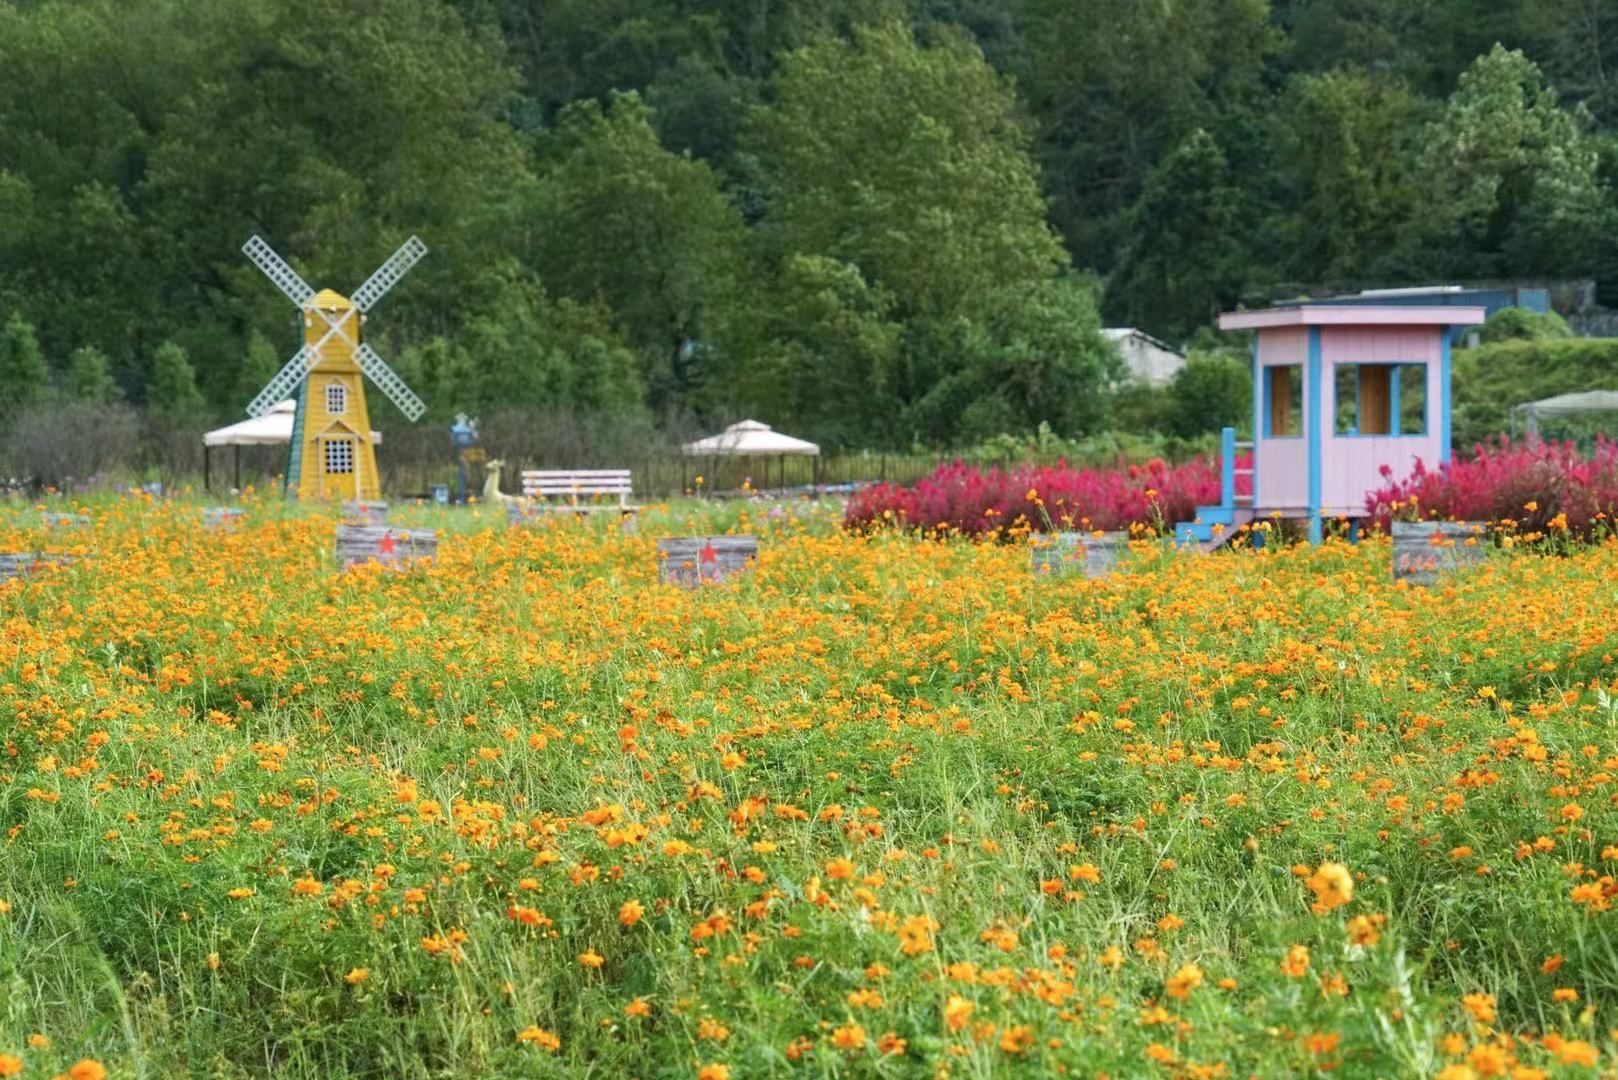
[324,438,354,475]
[326,382,347,416]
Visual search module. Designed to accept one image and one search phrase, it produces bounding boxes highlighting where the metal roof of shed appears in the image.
[1219,305,1487,331]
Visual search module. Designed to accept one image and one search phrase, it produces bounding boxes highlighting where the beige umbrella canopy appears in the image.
[682,420,820,457]
[682,420,820,492]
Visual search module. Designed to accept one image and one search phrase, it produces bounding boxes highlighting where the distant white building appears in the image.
[1103,328,1186,387]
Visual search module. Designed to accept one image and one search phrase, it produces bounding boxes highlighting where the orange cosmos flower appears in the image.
[944,994,975,1033]
[1557,1040,1598,1066]
[696,1066,730,1080]
[1165,962,1203,1000]
[830,1024,866,1051]
[68,1062,108,1080]
[578,949,604,969]
[0,1054,21,1078]
[516,1026,560,1052]
[1305,862,1354,914]
[619,899,644,927]
[825,858,856,881]
[344,968,369,985]
[1279,944,1310,978]
[1461,992,1496,1025]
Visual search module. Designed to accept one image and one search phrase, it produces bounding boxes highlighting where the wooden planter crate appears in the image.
[0,553,73,582]
[203,507,248,529]
[1031,531,1130,579]
[336,525,437,571]
[657,536,758,587]
[1392,521,1489,585]
[342,500,389,526]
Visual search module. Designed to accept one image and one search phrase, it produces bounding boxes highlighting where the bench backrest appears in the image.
[521,470,634,502]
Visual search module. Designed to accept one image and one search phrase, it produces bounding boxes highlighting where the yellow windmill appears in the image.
[242,235,429,500]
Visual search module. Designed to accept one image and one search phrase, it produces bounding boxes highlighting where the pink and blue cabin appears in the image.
[1177,304,1485,546]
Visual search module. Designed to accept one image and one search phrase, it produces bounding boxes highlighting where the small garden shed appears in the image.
[1183,304,1486,544]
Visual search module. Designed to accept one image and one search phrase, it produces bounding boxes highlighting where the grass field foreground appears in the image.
[2,495,1617,1077]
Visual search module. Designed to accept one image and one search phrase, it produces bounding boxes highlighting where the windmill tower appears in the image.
[242,235,429,500]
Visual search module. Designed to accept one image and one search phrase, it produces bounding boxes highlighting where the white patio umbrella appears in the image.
[681,420,820,492]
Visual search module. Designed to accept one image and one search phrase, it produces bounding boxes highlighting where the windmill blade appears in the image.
[246,346,314,417]
[242,235,316,307]
[355,343,427,422]
[349,235,428,312]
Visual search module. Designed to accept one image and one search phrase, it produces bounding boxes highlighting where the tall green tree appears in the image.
[67,345,120,403]
[1013,0,1272,268]
[751,20,1066,325]
[1407,44,1604,277]
[1104,130,1244,343]
[530,92,747,411]
[1286,69,1418,282]
[147,341,207,423]
[0,312,49,416]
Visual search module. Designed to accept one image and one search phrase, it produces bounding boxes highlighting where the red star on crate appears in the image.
[378,531,397,555]
[699,542,718,564]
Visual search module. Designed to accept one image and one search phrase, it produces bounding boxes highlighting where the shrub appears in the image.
[1365,437,1618,537]
[845,456,1226,537]
[1452,338,1618,447]
[1475,305,1572,344]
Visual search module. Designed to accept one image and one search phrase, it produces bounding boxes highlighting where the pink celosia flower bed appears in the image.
[1365,438,1618,537]
[844,457,1231,537]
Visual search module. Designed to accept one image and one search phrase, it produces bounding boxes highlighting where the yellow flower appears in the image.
[68,1061,108,1080]
[0,1053,22,1077]
[344,968,369,985]
[1165,962,1203,1000]
[618,899,644,927]
[1279,944,1310,978]
[578,949,605,969]
[1305,863,1354,914]
[516,1026,560,1052]
[944,994,975,1033]
[1461,992,1496,1025]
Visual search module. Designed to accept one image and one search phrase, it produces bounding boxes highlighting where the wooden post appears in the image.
[335,525,437,570]
[0,553,73,582]
[1392,521,1488,585]
[657,536,759,587]
[342,500,389,525]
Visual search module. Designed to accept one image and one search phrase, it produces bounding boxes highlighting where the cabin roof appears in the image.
[1219,305,1487,331]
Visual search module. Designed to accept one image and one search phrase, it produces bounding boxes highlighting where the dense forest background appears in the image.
[1,0,1616,462]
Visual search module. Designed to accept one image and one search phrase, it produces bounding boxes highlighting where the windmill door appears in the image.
[320,435,359,499]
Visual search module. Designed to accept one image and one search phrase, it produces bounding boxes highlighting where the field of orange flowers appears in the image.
[3,495,1618,1078]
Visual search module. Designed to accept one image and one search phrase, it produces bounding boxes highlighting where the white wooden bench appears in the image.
[513,470,640,524]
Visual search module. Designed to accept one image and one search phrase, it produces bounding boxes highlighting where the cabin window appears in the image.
[1335,363,1427,435]
[1265,365,1303,437]
[325,381,347,416]
[324,438,354,475]
[1397,364,1428,434]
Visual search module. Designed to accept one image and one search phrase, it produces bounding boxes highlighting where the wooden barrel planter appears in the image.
[0,553,73,582]
[342,500,389,526]
[1032,531,1130,579]
[657,536,759,587]
[1391,521,1489,585]
[335,525,437,571]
